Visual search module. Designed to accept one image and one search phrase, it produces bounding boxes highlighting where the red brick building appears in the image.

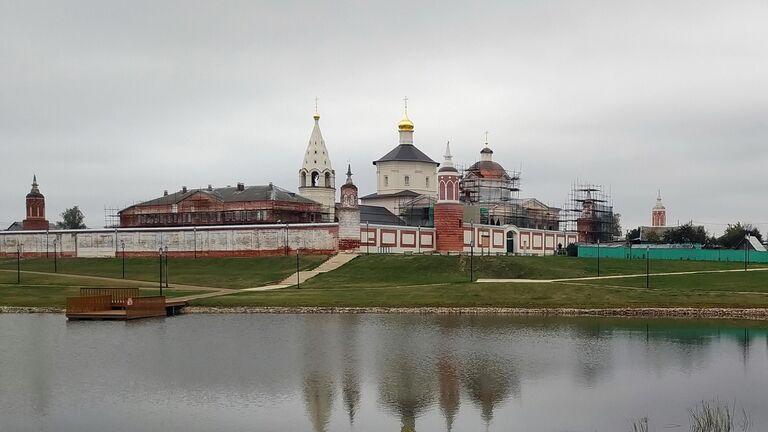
[119,183,324,228]
[22,175,50,230]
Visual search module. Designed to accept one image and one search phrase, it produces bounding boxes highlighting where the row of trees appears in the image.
[626,222,763,248]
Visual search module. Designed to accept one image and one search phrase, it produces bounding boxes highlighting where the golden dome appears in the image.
[398,113,414,131]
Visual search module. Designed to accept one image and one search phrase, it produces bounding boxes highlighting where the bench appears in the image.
[80,287,140,308]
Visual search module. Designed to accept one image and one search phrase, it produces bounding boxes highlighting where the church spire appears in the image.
[30,174,40,194]
[345,164,353,185]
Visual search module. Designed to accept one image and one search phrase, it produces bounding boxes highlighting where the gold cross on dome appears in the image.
[403,96,408,114]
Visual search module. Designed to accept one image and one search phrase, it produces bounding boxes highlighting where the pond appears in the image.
[1,314,766,431]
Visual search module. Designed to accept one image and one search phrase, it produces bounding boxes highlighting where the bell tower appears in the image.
[23,175,50,230]
[298,104,336,222]
[434,143,464,252]
[651,190,666,227]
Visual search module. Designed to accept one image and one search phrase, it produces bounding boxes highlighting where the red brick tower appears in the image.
[338,164,361,251]
[22,175,49,230]
[651,190,666,227]
[434,143,464,252]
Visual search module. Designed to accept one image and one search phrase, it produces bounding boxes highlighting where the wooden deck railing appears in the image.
[125,296,167,319]
[80,288,141,307]
[66,295,112,315]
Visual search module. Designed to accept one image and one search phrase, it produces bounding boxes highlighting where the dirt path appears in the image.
[477,266,768,284]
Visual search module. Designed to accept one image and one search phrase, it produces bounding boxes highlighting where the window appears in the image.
[404,175,410,186]
[384,176,389,187]
[425,177,429,189]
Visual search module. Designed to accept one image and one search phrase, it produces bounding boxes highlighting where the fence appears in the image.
[578,246,768,263]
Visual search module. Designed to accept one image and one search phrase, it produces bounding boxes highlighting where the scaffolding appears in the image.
[561,182,616,243]
[104,206,122,228]
[457,162,521,205]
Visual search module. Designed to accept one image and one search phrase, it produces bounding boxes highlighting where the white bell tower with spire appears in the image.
[298,100,336,222]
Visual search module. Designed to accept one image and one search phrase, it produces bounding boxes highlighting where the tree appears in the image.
[611,213,622,239]
[56,206,86,229]
[718,222,762,249]
[661,222,708,244]
[644,230,662,244]
[626,227,641,241]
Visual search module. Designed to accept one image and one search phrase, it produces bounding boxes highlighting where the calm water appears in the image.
[1,314,767,432]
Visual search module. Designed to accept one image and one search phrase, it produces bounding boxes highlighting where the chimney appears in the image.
[237,182,245,192]
[182,186,188,193]
[163,190,168,196]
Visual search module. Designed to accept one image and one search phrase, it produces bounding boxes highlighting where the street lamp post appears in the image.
[296,251,300,289]
[646,245,650,289]
[470,221,475,282]
[597,239,601,277]
[193,226,197,259]
[284,225,289,256]
[16,244,21,284]
[744,234,749,271]
[366,222,370,255]
[164,246,169,288]
[53,239,58,273]
[158,247,163,292]
[121,240,125,279]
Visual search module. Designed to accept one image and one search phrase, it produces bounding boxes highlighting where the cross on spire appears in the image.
[403,96,408,114]
[484,131,489,145]
[315,97,319,112]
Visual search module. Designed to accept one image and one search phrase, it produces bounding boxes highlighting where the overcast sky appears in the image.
[1,0,766,235]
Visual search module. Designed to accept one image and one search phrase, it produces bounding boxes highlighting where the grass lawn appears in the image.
[193,255,768,308]
[0,286,207,308]
[0,256,328,289]
[3,255,767,309]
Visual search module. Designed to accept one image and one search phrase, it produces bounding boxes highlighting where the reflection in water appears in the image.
[461,354,519,429]
[340,316,361,425]
[303,373,335,432]
[437,354,460,431]
[302,317,336,432]
[2,315,768,432]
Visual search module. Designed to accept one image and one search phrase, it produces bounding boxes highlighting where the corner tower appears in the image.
[434,143,464,252]
[337,164,361,251]
[298,108,336,222]
[23,175,50,230]
[651,190,666,227]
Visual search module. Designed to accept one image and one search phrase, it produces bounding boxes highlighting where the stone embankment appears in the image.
[5,305,768,320]
[0,306,64,314]
[185,306,768,320]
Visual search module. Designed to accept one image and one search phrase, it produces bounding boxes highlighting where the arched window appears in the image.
[324,172,331,187]
[301,172,307,187]
[311,172,319,187]
[404,175,410,186]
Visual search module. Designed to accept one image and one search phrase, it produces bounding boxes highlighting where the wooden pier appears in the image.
[66,288,187,321]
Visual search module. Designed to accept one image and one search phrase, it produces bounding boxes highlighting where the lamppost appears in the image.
[646,245,650,289]
[121,240,125,279]
[470,220,475,282]
[53,239,58,273]
[296,251,300,289]
[193,226,197,259]
[284,225,289,256]
[164,246,169,289]
[366,221,370,255]
[596,238,601,277]
[417,226,421,254]
[16,244,21,284]
[158,247,164,293]
[744,234,749,271]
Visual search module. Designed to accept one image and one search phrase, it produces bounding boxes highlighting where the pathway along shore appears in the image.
[5,306,768,320]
